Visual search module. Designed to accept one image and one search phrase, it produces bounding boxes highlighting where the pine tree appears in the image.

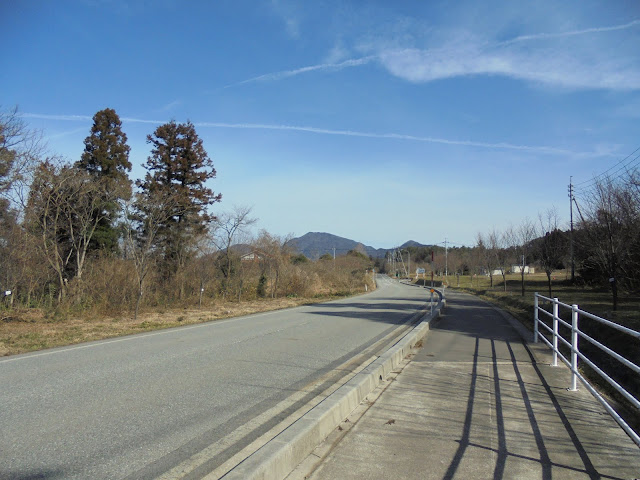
[76,108,132,253]
[137,120,221,275]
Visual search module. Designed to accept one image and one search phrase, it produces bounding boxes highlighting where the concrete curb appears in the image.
[221,290,446,480]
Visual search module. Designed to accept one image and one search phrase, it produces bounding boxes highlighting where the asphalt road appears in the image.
[0,276,429,480]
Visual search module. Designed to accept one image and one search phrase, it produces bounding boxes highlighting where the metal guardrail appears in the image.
[533,292,640,446]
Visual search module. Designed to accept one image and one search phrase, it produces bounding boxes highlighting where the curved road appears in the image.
[0,276,429,479]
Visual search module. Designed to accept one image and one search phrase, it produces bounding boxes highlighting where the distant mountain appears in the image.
[399,240,427,249]
[228,235,433,261]
[290,232,389,259]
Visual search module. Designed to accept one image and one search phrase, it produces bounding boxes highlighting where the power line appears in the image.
[573,152,640,199]
[573,160,640,199]
[573,146,640,189]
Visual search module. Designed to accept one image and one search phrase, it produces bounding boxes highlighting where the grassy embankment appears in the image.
[0,275,377,357]
[0,297,323,357]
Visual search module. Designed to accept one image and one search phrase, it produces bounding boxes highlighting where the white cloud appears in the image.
[227,17,640,91]
[370,17,640,91]
[376,42,640,90]
[269,0,302,39]
[324,43,350,64]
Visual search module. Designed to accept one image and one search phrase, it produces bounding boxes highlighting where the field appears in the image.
[434,271,635,324]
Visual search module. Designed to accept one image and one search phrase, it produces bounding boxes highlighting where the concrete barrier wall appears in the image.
[221,291,446,480]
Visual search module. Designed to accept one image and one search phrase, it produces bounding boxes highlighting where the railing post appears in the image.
[552,298,559,367]
[533,293,539,343]
[570,304,579,391]
[430,290,433,316]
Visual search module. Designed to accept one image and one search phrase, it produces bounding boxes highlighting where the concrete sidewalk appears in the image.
[306,290,640,480]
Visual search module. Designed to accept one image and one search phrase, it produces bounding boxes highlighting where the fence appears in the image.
[533,292,640,447]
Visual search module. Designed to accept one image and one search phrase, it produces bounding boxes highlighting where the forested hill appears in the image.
[290,232,427,259]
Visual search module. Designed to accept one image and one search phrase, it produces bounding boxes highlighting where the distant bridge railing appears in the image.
[533,292,640,447]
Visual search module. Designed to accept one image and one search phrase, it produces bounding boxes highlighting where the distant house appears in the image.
[511,265,534,274]
[240,251,261,262]
[230,244,267,262]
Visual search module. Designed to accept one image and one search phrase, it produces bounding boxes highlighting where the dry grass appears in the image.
[440,271,639,329]
[0,294,355,357]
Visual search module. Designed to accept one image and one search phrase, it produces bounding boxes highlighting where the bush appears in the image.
[257,273,267,298]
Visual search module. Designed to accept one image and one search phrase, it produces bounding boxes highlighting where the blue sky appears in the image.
[2,0,639,248]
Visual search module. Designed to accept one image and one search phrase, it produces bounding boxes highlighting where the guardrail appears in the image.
[533,292,640,446]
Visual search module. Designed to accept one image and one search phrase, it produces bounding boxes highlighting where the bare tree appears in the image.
[490,228,513,292]
[26,163,118,301]
[537,207,567,298]
[254,231,294,298]
[515,218,536,296]
[447,249,465,286]
[1,107,48,306]
[211,206,257,299]
[0,106,46,214]
[477,232,498,288]
[575,176,639,310]
[26,162,73,301]
[193,236,218,308]
[124,190,185,319]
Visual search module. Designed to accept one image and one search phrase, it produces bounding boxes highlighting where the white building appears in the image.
[511,265,534,274]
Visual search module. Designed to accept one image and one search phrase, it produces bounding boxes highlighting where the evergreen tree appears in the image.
[137,120,221,276]
[76,108,132,253]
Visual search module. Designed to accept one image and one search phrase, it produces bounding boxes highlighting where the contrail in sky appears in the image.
[224,56,377,87]
[499,19,640,45]
[221,20,640,90]
[22,112,604,157]
[195,122,583,156]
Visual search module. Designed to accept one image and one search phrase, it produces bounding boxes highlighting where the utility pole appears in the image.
[398,249,408,277]
[444,238,448,278]
[568,178,575,282]
[430,250,434,288]
[391,249,396,277]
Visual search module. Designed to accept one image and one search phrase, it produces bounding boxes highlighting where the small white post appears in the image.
[533,293,539,343]
[570,304,579,391]
[552,298,559,367]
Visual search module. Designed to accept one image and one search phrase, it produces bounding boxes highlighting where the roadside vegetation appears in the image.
[0,107,375,356]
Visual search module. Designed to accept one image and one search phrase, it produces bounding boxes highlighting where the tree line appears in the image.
[378,173,639,310]
[2,105,637,314]
[0,107,375,317]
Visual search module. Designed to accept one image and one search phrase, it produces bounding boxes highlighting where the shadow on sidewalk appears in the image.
[435,293,614,480]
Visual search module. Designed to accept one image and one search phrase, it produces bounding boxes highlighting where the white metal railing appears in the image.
[533,292,640,447]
